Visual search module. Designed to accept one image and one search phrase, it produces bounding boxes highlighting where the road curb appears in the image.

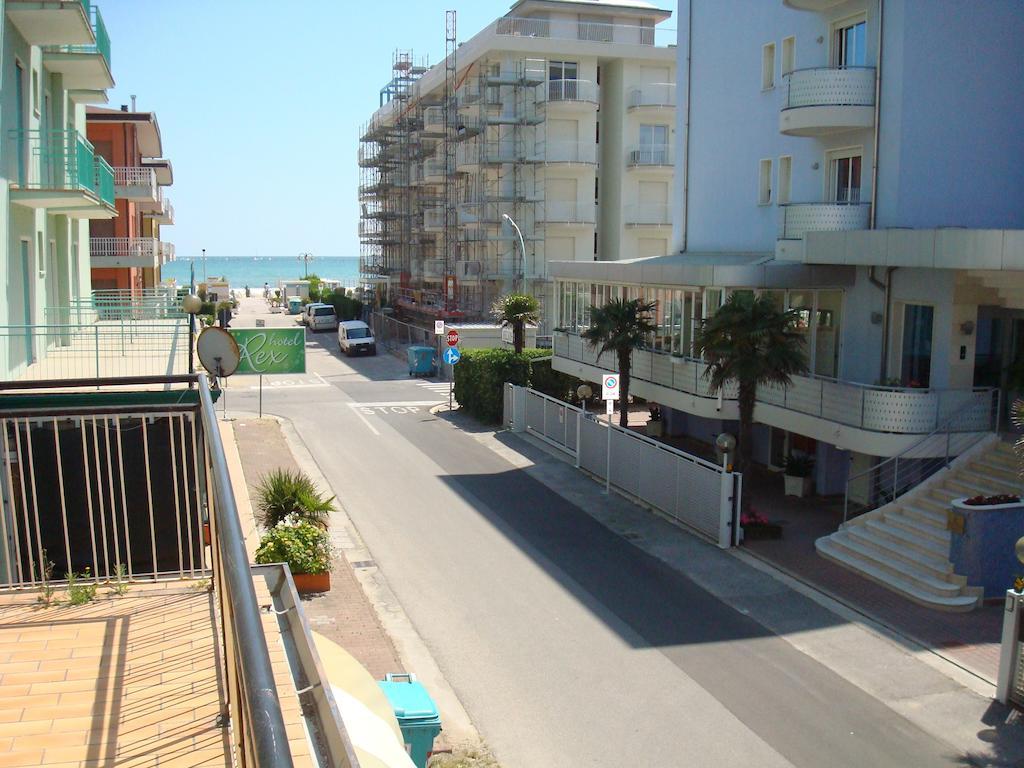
[229,410,483,751]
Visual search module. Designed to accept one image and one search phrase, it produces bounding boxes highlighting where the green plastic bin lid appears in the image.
[378,678,441,724]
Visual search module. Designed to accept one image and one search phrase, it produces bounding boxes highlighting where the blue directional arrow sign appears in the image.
[443,346,462,365]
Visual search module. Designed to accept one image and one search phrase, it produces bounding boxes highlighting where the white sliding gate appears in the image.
[504,384,742,548]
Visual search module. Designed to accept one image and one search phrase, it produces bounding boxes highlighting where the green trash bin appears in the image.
[288,297,302,315]
[378,673,442,768]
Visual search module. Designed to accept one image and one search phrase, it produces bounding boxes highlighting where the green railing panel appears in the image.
[94,155,115,205]
[75,132,95,191]
[90,6,111,69]
[9,129,97,192]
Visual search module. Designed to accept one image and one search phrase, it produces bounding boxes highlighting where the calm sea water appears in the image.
[161,256,360,289]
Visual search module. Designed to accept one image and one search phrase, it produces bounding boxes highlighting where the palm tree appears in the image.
[694,293,808,471]
[492,293,540,354]
[582,297,658,428]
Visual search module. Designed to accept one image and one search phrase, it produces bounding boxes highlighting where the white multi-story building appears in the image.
[1,0,116,379]
[550,0,1024,606]
[358,0,676,330]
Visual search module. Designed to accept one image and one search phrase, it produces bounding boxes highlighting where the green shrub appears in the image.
[255,519,333,575]
[326,288,363,321]
[255,468,335,530]
[528,357,582,402]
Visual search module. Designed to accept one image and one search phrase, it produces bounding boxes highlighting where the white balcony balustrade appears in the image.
[113,166,157,202]
[90,237,171,268]
[779,202,871,240]
[780,67,876,136]
[624,204,672,226]
[493,16,672,47]
[628,83,676,110]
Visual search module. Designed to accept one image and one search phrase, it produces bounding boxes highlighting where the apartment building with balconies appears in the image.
[551,0,1023,497]
[1,0,117,380]
[86,105,175,292]
[358,0,676,330]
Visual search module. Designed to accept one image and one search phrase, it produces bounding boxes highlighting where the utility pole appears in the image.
[201,248,207,281]
[443,10,457,313]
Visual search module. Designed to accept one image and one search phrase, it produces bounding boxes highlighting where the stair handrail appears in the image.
[842,389,1001,524]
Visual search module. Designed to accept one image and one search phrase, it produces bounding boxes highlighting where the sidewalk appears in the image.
[435,406,1024,764]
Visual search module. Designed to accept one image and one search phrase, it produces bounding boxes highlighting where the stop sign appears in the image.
[446,329,460,346]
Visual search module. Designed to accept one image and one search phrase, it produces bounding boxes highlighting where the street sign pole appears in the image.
[259,374,263,418]
[605,398,613,494]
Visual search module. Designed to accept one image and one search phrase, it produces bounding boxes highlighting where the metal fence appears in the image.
[0,318,190,381]
[998,590,1024,708]
[505,384,741,548]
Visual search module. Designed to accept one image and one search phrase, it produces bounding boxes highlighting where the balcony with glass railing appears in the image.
[493,16,674,47]
[540,201,596,226]
[545,140,597,165]
[780,67,876,136]
[626,144,673,168]
[41,5,113,90]
[8,129,115,215]
[628,83,676,110]
[113,165,158,201]
[624,203,672,226]
[553,330,998,455]
[5,0,92,45]
[536,79,599,107]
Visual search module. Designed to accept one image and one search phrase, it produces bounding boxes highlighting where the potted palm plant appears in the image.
[255,517,334,593]
[255,468,335,530]
[783,453,815,498]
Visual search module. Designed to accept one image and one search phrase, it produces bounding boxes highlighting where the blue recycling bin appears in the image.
[407,346,436,377]
[378,673,442,768]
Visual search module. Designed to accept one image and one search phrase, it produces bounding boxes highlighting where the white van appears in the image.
[338,320,376,356]
[306,304,338,333]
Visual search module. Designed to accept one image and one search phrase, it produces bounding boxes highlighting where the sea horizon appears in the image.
[161,255,361,289]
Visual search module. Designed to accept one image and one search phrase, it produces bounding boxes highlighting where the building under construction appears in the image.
[358,1,677,331]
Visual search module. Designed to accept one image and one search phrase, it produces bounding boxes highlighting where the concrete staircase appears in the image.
[816,438,1020,612]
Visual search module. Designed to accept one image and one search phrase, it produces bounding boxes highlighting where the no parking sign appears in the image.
[602,374,619,400]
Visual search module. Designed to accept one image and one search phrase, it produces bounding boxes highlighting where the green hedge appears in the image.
[454,348,584,423]
[326,289,363,321]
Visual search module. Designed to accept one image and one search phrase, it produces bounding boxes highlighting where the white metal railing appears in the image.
[504,384,741,547]
[539,79,599,104]
[779,202,871,239]
[629,83,676,109]
[553,331,999,437]
[542,201,596,224]
[784,66,876,110]
[545,140,597,164]
[624,203,672,225]
[627,144,673,167]
[113,165,157,192]
[90,236,159,259]
[493,16,673,47]
[159,242,175,263]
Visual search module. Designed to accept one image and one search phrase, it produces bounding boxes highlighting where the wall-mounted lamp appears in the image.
[870,311,883,325]
[816,35,824,44]
[960,320,976,336]
[812,162,820,170]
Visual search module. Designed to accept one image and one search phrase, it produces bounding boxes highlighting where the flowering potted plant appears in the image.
[783,453,815,498]
[740,510,782,540]
[255,516,334,593]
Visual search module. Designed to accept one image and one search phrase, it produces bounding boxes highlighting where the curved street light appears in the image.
[502,213,526,293]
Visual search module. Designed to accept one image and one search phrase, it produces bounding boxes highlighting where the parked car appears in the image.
[300,302,320,325]
[338,320,376,356]
[307,304,338,333]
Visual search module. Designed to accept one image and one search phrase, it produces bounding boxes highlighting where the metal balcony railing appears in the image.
[42,4,112,68]
[494,16,673,47]
[629,83,676,109]
[783,66,875,110]
[779,202,871,240]
[113,165,157,196]
[553,331,999,437]
[8,129,95,193]
[624,203,672,225]
[91,236,160,260]
[627,144,673,167]
[539,79,599,104]
[0,375,298,766]
[93,155,114,206]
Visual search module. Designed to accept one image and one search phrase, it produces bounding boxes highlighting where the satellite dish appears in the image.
[197,327,241,377]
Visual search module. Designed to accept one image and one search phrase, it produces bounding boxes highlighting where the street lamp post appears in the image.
[502,214,526,293]
[201,248,207,282]
[298,252,314,278]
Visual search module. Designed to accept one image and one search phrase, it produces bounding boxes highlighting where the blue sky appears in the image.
[99,1,509,259]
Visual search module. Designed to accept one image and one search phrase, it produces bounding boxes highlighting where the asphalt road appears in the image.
[226,326,966,768]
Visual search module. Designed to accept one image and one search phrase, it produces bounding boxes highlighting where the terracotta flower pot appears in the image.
[203,523,211,546]
[292,572,331,594]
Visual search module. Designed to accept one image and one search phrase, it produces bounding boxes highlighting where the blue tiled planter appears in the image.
[950,498,1024,598]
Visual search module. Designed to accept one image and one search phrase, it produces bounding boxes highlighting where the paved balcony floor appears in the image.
[0,584,231,768]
